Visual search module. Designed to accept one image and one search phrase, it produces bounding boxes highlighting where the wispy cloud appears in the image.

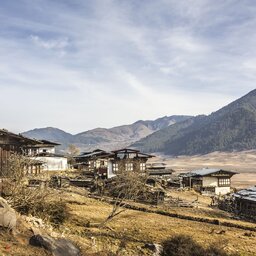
[0,0,255,133]
[30,35,69,50]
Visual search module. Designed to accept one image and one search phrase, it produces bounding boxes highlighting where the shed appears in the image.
[233,186,256,220]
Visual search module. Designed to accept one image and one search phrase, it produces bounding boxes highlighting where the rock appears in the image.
[143,243,163,256]
[23,215,50,229]
[0,197,16,231]
[29,234,81,256]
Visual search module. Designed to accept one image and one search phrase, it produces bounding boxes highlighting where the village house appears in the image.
[146,163,174,178]
[74,148,154,179]
[0,129,43,175]
[233,186,256,220]
[74,149,113,176]
[0,129,68,175]
[181,168,237,195]
[26,140,68,171]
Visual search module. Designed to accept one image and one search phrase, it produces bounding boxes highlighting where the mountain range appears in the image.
[23,89,256,156]
[22,115,191,152]
[132,89,256,155]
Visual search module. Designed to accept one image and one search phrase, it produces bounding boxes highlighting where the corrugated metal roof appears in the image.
[75,150,114,159]
[234,186,256,202]
[183,168,237,177]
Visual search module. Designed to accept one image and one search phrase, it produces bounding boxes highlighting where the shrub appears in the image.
[29,200,68,226]
[161,234,205,256]
[161,235,237,256]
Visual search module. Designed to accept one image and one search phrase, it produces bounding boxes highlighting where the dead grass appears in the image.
[61,190,256,256]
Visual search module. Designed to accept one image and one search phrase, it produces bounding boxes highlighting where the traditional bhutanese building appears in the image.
[74,148,154,179]
[181,168,237,195]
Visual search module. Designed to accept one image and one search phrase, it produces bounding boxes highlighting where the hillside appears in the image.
[22,115,191,152]
[22,127,75,150]
[132,89,256,155]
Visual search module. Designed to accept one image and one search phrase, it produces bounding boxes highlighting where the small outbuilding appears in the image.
[181,168,237,195]
[233,186,256,220]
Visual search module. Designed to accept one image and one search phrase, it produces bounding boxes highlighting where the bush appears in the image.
[161,235,205,256]
[7,186,68,226]
[2,154,69,226]
[29,200,68,226]
[161,235,236,256]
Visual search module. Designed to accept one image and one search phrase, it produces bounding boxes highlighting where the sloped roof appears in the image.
[147,163,167,169]
[112,148,154,158]
[75,150,114,159]
[112,148,140,153]
[234,186,256,202]
[0,129,41,145]
[39,140,60,146]
[183,168,237,177]
[35,152,65,158]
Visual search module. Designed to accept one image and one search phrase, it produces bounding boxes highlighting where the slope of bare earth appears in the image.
[148,150,256,189]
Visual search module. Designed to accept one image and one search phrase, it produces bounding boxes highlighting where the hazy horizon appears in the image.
[1,1,256,133]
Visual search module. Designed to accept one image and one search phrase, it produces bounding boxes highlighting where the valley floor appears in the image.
[150,150,256,188]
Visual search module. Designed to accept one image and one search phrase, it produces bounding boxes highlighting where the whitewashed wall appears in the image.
[38,147,55,154]
[107,161,116,178]
[202,177,218,187]
[35,156,68,171]
[215,187,230,195]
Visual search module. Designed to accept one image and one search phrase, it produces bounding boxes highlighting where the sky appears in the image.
[0,0,256,134]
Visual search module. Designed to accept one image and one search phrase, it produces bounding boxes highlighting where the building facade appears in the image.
[74,148,154,179]
[0,129,44,175]
[27,140,68,171]
[181,168,237,195]
[233,186,256,220]
[0,129,67,174]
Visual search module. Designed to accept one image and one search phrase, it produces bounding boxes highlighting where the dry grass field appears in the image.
[3,150,256,255]
[149,150,256,188]
[60,190,256,256]
[2,187,256,256]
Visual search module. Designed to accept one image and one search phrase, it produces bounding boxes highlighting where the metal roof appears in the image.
[35,152,65,158]
[233,186,256,202]
[75,150,114,159]
[112,148,140,153]
[183,168,237,177]
[39,140,60,146]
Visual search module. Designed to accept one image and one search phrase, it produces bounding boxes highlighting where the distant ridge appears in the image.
[132,89,256,155]
[22,115,191,152]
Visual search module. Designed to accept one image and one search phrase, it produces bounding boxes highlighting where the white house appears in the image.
[27,140,68,171]
[181,168,237,195]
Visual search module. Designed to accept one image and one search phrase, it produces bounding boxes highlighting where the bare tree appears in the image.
[0,153,68,226]
[100,168,148,226]
[1,153,49,212]
[67,144,80,166]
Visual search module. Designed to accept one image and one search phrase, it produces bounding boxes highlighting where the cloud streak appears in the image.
[0,0,255,133]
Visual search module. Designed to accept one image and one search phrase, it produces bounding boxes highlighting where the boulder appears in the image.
[0,197,16,231]
[29,234,80,256]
